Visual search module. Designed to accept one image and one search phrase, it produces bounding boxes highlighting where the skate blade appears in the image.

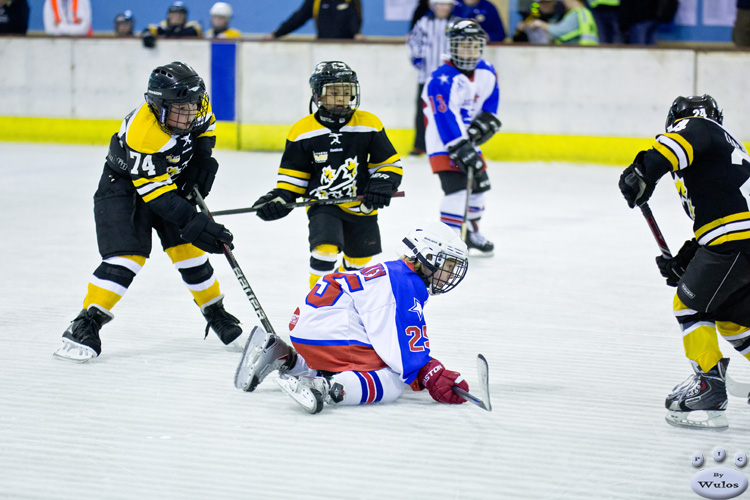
[52,339,97,363]
[234,326,266,391]
[665,410,729,431]
[275,376,324,414]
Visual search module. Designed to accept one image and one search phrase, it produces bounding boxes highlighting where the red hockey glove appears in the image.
[418,358,469,404]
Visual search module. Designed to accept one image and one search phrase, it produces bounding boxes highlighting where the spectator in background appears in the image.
[262,0,364,40]
[114,10,134,37]
[407,0,457,156]
[734,0,750,47]
[141,1,201,48]
[0,0,29,34]
[618,0,658,45]
[513,0,564,43]
[589,0,621,43]
[43,0,91,36]
[206,2,241,38]
[452,0,506,42]
[524,0,598,45]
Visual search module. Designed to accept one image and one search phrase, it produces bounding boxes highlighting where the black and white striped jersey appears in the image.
[651,117,750,250]
[407,13,457,84]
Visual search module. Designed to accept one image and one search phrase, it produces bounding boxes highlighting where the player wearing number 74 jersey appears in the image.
[619,94,750,430]
[235,222,471,412]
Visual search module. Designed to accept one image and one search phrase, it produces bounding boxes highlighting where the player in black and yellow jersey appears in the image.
[141,1,201,48]
[252,61,403,288]
[620,94,750,429]
[54,61,242,363]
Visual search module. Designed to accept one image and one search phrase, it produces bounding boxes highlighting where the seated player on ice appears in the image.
[234,222,471,413]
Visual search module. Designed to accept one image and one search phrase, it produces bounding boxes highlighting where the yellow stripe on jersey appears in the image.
[368,153,402,170]
[126,104,173,154]
[133,173,170,187]
[277,182,307,195]
[165,243,206,262]
[346,110,384,131]
[141,183,176,202]
[695,212,750,240]
[287,115,329,142]
[653,141,680,171]
[279,167,311,180]
[663,132,694,165]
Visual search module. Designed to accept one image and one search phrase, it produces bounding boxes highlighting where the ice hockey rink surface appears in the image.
[2,143,749,499]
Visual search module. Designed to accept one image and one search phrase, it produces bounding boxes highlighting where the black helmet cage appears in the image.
[309,61,360,119]
[666,94,723,130]
[447,19,486,72]
[145,62,208,136]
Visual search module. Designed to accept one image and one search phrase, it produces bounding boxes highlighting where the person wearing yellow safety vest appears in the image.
[527,0,598,45]
[589,0,621,43]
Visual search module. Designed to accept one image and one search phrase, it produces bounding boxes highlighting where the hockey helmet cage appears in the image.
[430,0,455,5]
[210,2,233,17]
[145,61,208,136]
[309,61,361,120]
[666,94,723,130]
[403,222,469,295]
[446,19,486,72]
[168,1,188,15]
[114,10,134,24]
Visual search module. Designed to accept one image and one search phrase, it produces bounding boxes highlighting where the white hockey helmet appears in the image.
[210,2,233,17]
[430,0,455,6]
[402,222,469,295]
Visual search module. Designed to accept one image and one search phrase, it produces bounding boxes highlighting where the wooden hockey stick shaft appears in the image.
[460,169,474,242]
[193,189,276,335]
[211,191,406,217]
[639,202,673,258]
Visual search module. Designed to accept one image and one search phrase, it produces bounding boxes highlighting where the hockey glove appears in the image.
[418,358,469,405]
[656,239,700,287]
[179,213,234,254]
[448,139,484,174]
[253,189,296,221]
[178,156,219,201]
[412,58,424,69]
[361,173,394,214]
[467,112,502,146]
[619,150,665,208]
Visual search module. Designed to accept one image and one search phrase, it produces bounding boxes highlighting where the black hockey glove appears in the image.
[179,213,234,254]
[178,156,219,201]
[655,239,700,287]
[142,32,156,48]
[467,112,502,146]
[618,151,657,209]
[253,189,296,221]
[361,173,394,214]
[448,139,484,173]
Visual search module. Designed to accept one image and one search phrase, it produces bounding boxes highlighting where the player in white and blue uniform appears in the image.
[234,222,471,413]
[422,19,501,255]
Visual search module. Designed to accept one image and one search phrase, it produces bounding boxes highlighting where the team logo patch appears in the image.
[313,151,328,163]
[166,155,181,164]
[289,307,300,331]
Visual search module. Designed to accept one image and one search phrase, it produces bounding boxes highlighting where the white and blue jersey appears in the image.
[421,59,500,173]
[287,259,431,385]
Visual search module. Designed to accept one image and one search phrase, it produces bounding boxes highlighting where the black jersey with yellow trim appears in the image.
[649,117,750,250]
[274,109,402,216]
[144,20,202,38]
[105,101,216,227]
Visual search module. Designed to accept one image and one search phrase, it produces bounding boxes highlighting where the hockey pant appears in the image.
[83,244,223,314]
[309,244,371,289]
[673,247,750,372]
[287,356,407,406]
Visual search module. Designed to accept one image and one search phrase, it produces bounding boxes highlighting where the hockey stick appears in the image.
[460,168,474,242]
[638,203,750,397]
[193,189,276,335]
[453,354,492,411]
[211,191,406,217]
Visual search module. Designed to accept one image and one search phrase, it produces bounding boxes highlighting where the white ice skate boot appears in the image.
[234,326,296,392]
[275,375,345,414]
[665,358,729,430]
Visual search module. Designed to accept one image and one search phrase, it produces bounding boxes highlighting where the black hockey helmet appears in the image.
[114,10,134,35]
[309,61,360,121]
[665,94,723,129]
[144,61,208,135]
[446,19,486,72]
[168,1,188,15]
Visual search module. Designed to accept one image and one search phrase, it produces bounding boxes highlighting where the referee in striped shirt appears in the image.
[407,0,457,156]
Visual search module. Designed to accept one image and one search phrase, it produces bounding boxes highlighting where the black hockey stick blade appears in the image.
[211,191,406,217]
[453,354,492,411]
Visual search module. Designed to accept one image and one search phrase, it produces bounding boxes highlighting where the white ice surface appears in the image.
[1,143,750,499]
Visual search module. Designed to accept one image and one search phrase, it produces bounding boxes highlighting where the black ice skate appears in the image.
[53,305,114,363]
[234,326,297,392]
[665,358,729,430]
[201,295,243,350]
[466,230,494,254]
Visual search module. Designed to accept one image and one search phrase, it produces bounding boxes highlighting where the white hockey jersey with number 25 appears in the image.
[287,259,432,386]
